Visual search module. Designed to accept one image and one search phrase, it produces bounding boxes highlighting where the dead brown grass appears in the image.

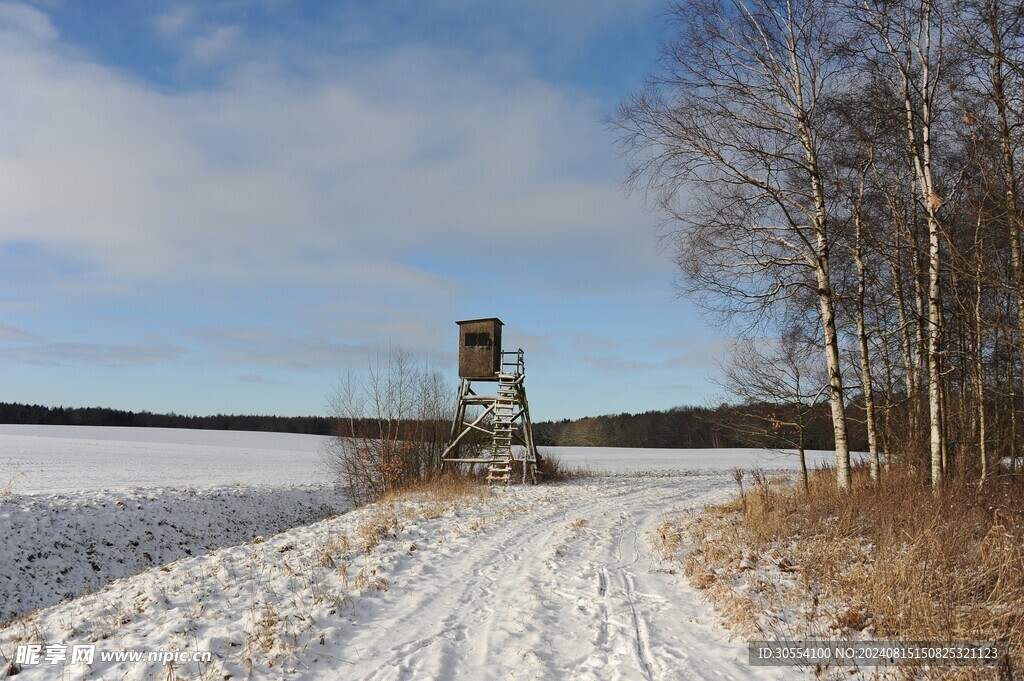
[356,514,400,553]
[376,472,487,505]
[536,454,596,481]
[686,466,1024,679]
[678,508,766,637]
[651,520,685,562]
[357,473,489,549]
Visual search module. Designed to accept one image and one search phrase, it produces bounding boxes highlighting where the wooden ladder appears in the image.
[486,372,517,484]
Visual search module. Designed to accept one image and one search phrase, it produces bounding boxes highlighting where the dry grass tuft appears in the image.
[536,454,596,482]
[0,472,26,498]
[356,514,399,553]
[651,520,685,562]
[681,465,1024,678]
[354,568,388,592]
[377,472,486,505]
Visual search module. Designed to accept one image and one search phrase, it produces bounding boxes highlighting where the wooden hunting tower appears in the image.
[457,318,503,380]
[442,318,541,484]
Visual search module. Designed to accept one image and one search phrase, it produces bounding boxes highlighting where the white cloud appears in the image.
[0,340,182,367]
[0,324,33,341]
[0,19,651,290]
[153,5,197,38]
[0,2,56,45]
[187,24,241,63]
[0,0,673,382]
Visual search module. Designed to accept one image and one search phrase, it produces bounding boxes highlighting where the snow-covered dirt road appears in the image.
[2,474,797,680]
[328,474,789,681]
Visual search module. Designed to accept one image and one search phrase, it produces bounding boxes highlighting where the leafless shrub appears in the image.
[321,348,452,505]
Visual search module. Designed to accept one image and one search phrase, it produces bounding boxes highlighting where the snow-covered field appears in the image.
[0,424,840,494]
[540,445,849,473]
[0,425,327,493]
[0,426,819,680]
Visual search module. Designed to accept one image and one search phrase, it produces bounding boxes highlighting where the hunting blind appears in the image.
[442,318,541,484]
[457,317,503,379]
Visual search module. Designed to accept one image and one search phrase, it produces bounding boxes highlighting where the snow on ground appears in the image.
[0,424,838,494]
[540,445,853,474]
[0,426,833,679]
[0,427,349,623]
[1,474,799,681]
[0,485,348,622]
[0,425,327,493]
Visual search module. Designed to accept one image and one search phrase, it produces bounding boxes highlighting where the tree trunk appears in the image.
[886,0,945,487]
[819,264,852,490]
[799,422,809,495]
[974,218,988,483]
[855,206,881,481]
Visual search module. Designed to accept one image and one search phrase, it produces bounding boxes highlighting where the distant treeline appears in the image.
[0,402,333,435]
[534,403,869,451]
[0,402,449,441]
[0,400,869,450]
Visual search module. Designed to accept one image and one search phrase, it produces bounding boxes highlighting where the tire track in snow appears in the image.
[624,571,655,681]
[596,566,610,649]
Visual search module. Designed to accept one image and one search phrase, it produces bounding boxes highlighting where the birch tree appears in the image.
[617,0,854,488]
[842,148,884,480]
[855,0,952,486]
[952,0,1024,480]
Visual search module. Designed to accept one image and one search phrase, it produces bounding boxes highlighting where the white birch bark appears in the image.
[864,0,945,486]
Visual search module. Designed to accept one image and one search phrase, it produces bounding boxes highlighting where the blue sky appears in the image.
[0,0,727,421]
